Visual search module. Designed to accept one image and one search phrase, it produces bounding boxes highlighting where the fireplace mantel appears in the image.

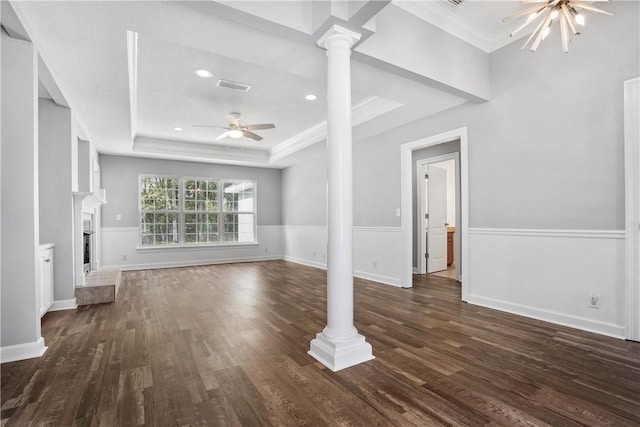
[73,189,106,286]
[73,189,106,212]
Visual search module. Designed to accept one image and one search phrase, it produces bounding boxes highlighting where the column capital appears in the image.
[317,25,361,50]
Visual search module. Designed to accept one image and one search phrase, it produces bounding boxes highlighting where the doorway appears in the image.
[416,154,460,281]
[400,127,469,301]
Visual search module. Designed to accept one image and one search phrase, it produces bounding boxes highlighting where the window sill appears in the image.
[136,242,260,252]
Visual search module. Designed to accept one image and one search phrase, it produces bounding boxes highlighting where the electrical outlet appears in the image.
[322,253,326,260]
[264,247,268,253]
[122,254,126,261]
[313,251,316,258]
[116,214,122,221]
[373,261,377,269]
[589,292,600,309]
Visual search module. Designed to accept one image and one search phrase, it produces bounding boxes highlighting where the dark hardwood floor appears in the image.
[2,260,640,426]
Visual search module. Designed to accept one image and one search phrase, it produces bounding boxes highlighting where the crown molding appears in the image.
[392,1,521,54]
[269,95,403,163]
[133,136,270,166]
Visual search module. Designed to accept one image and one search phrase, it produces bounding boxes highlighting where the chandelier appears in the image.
[504,0,613,53]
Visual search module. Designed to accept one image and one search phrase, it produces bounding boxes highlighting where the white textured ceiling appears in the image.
[13,1,477,166]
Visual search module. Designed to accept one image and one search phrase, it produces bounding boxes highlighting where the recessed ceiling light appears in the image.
[173,127,183,131]
[195,69,213,78]
[305,94,317,101]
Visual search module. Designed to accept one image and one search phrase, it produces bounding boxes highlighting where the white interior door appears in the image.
[427,165,447,273]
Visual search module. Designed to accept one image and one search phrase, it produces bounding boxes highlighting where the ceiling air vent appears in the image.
[217,79,252,92]
[448,0,464,5]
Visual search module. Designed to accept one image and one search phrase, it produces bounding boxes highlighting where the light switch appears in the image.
[395,208,400,217]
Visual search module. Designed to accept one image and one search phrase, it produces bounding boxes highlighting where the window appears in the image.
[139,176,180,246]
[139,175,256,247]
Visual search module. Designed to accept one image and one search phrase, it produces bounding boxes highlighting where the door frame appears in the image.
[624,77,640,341]
[416,153,460,278]
[400,126,469,300]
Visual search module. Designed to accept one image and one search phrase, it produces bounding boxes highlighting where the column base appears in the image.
[308,331,374,372]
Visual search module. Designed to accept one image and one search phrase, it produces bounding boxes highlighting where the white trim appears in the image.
[48,298,78,312]
[284,255,326,270]
[352,226,400,233]
[135,243,260,251]
[400,127,469,298]
[114,255,282,271]
[353,270,403,288]
[412,267,418,274]
[283,224,327,231]
[467,294,625,339]
[469,228,625,239]
[392,1,523,53]
[269,96,403,163]
[416,153,460,277]
[126,31,138,142]
[0,337,47,364]
[624,76,640,341]
[283,256,403,288]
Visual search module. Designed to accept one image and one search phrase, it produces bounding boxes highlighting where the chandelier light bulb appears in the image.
[550,9,559,20]
[526,12,536,22]
[575,14,585,26]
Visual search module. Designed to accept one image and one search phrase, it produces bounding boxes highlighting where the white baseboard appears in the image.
[49,298,78,312]
[283,255,326,270]
[353,270,403,288]
[117,255,283,271]
[467,294,625,339]
[283,256,403,288]
[412,267,418,274]
[1,336,47,363]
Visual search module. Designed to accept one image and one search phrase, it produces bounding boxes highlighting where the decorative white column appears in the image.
[309,25,374,372]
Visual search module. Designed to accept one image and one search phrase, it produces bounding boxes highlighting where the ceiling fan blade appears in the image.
[227,115,240,128]
[193,124,228,129]
[244,123,275,131]
[243,130,263,141]
[215,130,232,141]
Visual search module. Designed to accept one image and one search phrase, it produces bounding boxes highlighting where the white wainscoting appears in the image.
[467,228,626,338]
[101,226,284,270]
[283,226,404,287]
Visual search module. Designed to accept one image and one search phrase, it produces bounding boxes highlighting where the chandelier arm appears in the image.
[521,14,548,50]
[561,4,579,35]
[503,4,547,22]
[510,10,545,37]
[571,2,614,15]
[560,9,570,52]
[530,13,554,52]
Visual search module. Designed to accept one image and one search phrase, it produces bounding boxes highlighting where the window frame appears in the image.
[138,174,258,249]
[138,174,181,247]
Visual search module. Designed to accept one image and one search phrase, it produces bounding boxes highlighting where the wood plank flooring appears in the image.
[2,260,640,426]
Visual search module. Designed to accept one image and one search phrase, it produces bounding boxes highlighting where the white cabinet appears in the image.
[39,244,55,317]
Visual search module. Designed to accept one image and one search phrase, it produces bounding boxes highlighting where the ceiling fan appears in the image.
[193,112,275,141]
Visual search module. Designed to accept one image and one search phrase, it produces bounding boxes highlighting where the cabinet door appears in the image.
[39,249,54,317]
[39,254,47,317]
[45,251,54,309]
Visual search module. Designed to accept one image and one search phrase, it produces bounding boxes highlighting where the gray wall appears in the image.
[411,140,460,267]
[1,30,42,348]
[281,141,327,226]
[282,1,638,233]
[100,155,282,228]
[39,99,76,301]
